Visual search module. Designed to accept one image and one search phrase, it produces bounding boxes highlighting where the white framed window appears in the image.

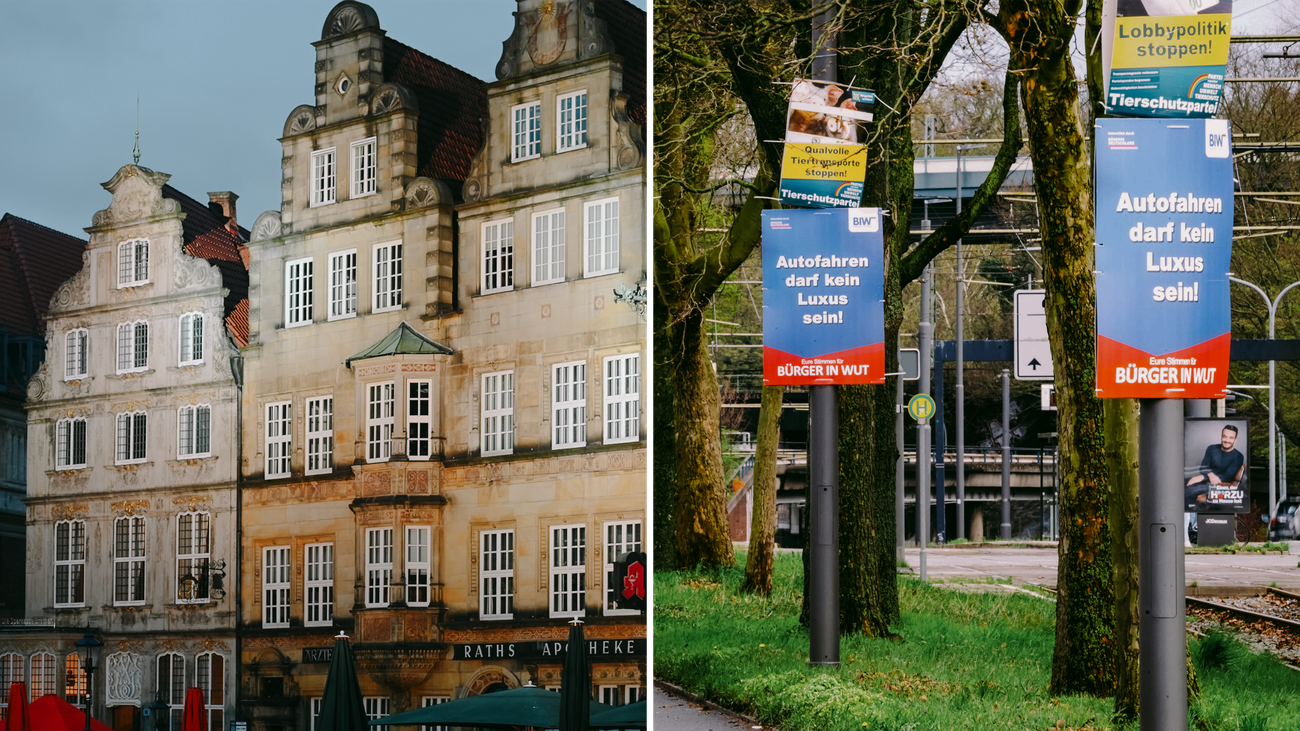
[405,525,431,607]
[552,361,586,449]
[117,239,149,287]
[365,527,393,608]
[626,686,644,704]
[367,382,395,462]
[306,396,334,475]
[481,220,513,294]
[116,321,149,373]
[556,90,588,152]
[305,542,334,627]
[0,654,23,714]
[364,697,390,722]
[196,652,225,731]
[285,258,315,327]
[532,209,566,286]
[263,546,291,627]
[407,380,432,460]
[178,312,204,365]
[177,511,211,603]
[65,329,88,379]
[64,654,87,707]
[266,401,292,479]
[114,516,145,605]
[351,137,377,198]
[584,198,619,277]
[373,242,403,312]
[310,697,323,731]
[115,411,148,464]
[158,653,185,729]
[312,148,336,206]
[550,524,586,618]
[56,417,87,469]
[177,404,212,458]
[511,102,542,161]
[603,353,640,444]
[481,371,514,457]
[328,250,358,320]
[421,696,451,731]
[54,519,86,607]
[599,685,620,707]
[604,520,642,615]
[480,529,514,620]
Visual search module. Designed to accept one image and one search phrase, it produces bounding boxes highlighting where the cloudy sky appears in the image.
[0,0,645,239]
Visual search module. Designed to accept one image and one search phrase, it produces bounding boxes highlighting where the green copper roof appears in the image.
[346,322,452,366]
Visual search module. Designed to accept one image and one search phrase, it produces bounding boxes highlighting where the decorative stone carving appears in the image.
[26,374,46,402]
[91,165,180,228]
[363,472,392,496]
[407,471,429,494]
[173,255,216,290]
[527,1,570,67]
[173,494,213,513]
[464,667,519,697]
[404,178,452,210]
[369,83,416,116]
[285,105,318,137]
[250,210,282,242]
[577,0,613,59]
[105,652,142,707]
[320,1,379,39]
[495,12,525,80]
[110,499,151,516]
[50,251,91,311]
[463,179,483,203]
[51,503,89,521]
[611,93,644,170]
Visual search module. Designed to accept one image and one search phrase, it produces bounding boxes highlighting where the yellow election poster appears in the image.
[1102,0,1232,117]
[779,142,868,209]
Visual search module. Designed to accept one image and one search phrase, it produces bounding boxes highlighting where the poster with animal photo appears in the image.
[1184,418,1248,513]
[785,79,875,144]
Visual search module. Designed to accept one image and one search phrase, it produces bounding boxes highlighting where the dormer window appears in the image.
[512,102,542,162]
[118,239,150,287]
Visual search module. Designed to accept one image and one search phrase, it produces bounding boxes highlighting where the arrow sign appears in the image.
[1014,290,1053,381]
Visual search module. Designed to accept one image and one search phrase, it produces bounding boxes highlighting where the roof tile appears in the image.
[0,213,87,338]
[161,186,251,345]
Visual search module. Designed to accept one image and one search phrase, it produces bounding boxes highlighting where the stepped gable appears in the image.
[161,185,251,346]
[593,0,646,126]
[0,213,87,338]
[384,37,488,188]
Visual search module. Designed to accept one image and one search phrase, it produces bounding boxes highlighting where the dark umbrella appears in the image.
[588,700,647,729]
[317,632,367,731]
[558,619,590,731]
[368,684,616,728]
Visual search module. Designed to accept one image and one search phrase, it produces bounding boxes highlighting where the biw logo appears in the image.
[1205,119,1229,158]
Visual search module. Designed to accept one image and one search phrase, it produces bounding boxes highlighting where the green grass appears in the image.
[655,550,1299,731]
[1186,542,1292,555]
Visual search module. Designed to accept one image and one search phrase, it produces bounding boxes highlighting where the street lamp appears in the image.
[954,143,985,542]
[1228,276,1300,523]
[74,628,102,731]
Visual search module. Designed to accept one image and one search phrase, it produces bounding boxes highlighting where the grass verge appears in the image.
[655,550,1298,731]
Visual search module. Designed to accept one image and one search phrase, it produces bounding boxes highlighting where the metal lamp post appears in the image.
[75,628,102,731]
[953,144,983,541]
[1228,276,1300,522]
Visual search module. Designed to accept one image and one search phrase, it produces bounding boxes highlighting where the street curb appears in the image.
[654,679,772,729]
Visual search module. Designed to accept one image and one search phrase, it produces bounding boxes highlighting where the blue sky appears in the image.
[0,0,645,239]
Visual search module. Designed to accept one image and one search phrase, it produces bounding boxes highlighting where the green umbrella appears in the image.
[588,700,647,729]
[558,619,590,731]
[318,633,367,731]
[368,684,616,729]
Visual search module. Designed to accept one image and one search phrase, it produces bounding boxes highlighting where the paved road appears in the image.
[904,546,1300,591]
[653,686,764,731]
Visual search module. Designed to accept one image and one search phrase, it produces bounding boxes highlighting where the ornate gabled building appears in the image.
[4,167,249,731]
[237,0,646,727]
[0,214,87,618]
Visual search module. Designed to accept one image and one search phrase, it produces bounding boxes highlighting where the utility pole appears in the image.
[807,0,839,667]
[1001,369,1012,540]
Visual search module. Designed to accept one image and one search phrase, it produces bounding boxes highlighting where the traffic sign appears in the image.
[898,348,920,380]
[907,393,936,421]
[1014,289,1053,381]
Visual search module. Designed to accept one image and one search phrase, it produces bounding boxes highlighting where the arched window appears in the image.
[196,652,225,730]
[0,653,23,714]
[29,653,55,700]
[117,239,149,287]
[64,653,87,707]
[178,312,204,365]
[157,653,185,728]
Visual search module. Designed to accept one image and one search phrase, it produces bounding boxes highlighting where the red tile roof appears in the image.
[384,37,489,189]
[161,186,251,346]
[0,213,87,338]
[594,0,646,126]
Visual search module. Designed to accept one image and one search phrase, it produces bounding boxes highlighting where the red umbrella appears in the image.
[27,695,112,731]
[181,687,208,731]
[4,683,29,731]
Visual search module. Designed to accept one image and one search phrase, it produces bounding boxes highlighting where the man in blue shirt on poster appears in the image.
[1185,425,1245,508]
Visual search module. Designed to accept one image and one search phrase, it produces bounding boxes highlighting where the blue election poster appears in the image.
[762,208,885,385]
[1094,118,1234,399]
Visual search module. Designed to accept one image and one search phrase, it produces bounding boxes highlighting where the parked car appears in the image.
[1267,498,1300,542]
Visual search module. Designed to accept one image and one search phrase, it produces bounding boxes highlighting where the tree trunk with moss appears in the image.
[1106,399,1141,720]
[742,385,783,594]
[654,304,680,569]
[994,0,1115,697]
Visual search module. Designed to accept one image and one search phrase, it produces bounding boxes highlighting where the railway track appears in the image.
[1186,587,1300,634]
[1186,588,1300,670]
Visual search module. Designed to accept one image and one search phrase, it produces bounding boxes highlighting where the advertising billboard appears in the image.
[1102,0,1233,118]
[779,79,874,208]
[1094,118,1234,399]
[762,208,885,385]
[1184,418,1248,513]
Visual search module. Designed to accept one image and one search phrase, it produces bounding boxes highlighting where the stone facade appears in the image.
[6,166,247,730]
[237,1,646,727]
